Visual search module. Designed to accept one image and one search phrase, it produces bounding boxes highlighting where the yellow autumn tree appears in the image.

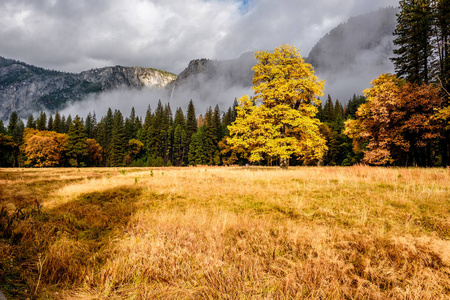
[227,44,327,167]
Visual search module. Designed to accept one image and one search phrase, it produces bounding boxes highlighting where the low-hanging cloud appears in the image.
[59,82,252,120]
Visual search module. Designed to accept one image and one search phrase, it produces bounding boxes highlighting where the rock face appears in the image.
[0,57,176,119]
[166,53,255,109]
[172,53,255,90]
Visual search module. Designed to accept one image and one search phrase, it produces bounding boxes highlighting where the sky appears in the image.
[0,0,400,75]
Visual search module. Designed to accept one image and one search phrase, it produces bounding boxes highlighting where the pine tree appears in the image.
[185,100,197,164]
[125,107,138,140]
[0,120,6,135]
[8,112,23,143]
[213,105,222,144]
[188,126,207,165]
[26,115,36,129]
[173,107,186,166]
[64,115,72,133]
[47,115,54,132]
[204,107,216,164]
[392,0,433,84]
[346,95,366,119]
[110,110,127,167]
[36,111,47,131]
[322,95,335,123]
[434,0,450,91]
[186,100,198,143]
[85,112,93,138]
[141,106,153,159]
[54,111,63,133]
[97,108,114,166]
[173,124,186,166]
[164,103,174,164]
[91,112,98,139]
[67,115,88,167]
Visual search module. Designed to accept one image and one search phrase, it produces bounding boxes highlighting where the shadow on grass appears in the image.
[0,185,144,299]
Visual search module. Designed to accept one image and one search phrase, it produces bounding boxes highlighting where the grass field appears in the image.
[0,166,449,299]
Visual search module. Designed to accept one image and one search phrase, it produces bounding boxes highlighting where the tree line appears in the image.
[0,93,369,168]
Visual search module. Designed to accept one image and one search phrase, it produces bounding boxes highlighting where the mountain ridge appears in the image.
[0,56,176,119]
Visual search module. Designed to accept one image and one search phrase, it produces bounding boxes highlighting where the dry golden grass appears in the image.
[0,166,449,299]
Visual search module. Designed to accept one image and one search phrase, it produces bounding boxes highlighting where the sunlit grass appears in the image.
[0,166,449,299]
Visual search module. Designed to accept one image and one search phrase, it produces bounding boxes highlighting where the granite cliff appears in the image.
[0,57,176,119]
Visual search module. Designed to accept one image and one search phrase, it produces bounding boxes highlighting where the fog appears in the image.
[59,84,252,120]
[318,35,395,102]
[308,7,398,103]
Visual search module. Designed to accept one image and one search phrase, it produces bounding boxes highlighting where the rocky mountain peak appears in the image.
[0,60,176,119]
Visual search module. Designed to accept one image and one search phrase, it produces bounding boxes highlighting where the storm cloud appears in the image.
[0,0,399,74]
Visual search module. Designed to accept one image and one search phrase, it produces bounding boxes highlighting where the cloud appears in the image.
[0,0,399,74]
[59,83,251,121]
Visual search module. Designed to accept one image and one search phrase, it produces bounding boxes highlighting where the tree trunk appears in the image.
[441,133,449,167]
[280,157,289,169]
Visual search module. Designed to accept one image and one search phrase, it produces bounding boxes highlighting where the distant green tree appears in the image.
[85,112,94,138]
[204,107,217,164]
[173,107,186,166]
[5,112,23,167]
[322,95,335,123]
[141,106,153,160]
[110,110,127,167]
[97,108,114,166]
[392,0,433,84]
[26,115,36,129]
[185,100,197,144]
[36,111,47,131]
[64,115,72,134]
[125,107,139,139]
[8,112,24,145]
[173,124,186,166]
[345,95,366,119]
[0,133,17,167]
[54,110,63,133]
[189,126,207,165]
[213,105,222,144]
[0,120,6,135]
[67,115,88,167]
[47,114,54,132]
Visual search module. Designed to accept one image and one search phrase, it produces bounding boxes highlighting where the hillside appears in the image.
[0,57,176,119]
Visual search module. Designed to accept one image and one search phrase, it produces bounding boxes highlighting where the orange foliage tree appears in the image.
[86,138,103,167]
[344,74,443,166]
[23,128,68,167]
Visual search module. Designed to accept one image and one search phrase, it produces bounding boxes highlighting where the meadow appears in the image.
[0,166,449,299]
